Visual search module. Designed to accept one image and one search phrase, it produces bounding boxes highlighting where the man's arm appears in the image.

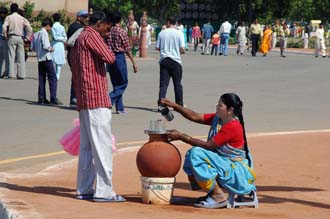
[179,31,185,54]
[86,33,115,65]
[2,16,9,39]
[41,31,53,52]
[23,18,33,40]
[125,50,138,73]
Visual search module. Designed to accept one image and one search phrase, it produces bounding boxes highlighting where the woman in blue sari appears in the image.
[161,93,256,208]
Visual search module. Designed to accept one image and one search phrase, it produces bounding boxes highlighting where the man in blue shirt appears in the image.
[32,18,61,105]
[156,16,185,109]
[201,20,214,55]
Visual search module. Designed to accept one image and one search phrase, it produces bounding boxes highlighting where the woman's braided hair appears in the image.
[220,93,251,166]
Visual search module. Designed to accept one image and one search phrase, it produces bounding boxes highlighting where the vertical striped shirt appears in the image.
[71,26,115,110]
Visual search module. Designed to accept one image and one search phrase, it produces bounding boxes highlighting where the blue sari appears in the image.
[183,116,256,195]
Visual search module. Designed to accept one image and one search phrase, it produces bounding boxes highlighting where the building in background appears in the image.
[13,0,88,14]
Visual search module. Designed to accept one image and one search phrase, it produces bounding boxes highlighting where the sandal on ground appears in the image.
[75,194,94,200]
[194,196,227,209]
[93,195,126,202]
[194,193,211,204]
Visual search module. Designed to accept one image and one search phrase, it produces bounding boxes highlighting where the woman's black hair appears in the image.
[220,93,251,166]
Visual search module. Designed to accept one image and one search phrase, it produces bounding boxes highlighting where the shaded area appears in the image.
[0,182,75,199]
[174,182,329,209]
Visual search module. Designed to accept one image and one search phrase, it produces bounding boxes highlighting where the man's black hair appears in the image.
[52,13,61,22]
[42,18,53,27]
[111,10,122,24]
[89,11,112,25]
[0,7,8,15]
[10,3,19,13]
[166,16,176,25]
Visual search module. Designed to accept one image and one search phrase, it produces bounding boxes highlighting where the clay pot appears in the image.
[136,134,181,177]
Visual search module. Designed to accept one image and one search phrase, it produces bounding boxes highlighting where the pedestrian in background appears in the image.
[156,16,185,109]
[106,10,138,114]
[278,23,290,58]
[0,7,9,78]
[192,22,201,51]
[249,19,263,57]
[2,3,32,79]
[201,20,214,55]
[67,10,89,108]
[31,18,61,105]
[236,21,247,55]
[210,32,220,55]
[51,13,67,80]
[314,23,326,58]
[218,20,231,56]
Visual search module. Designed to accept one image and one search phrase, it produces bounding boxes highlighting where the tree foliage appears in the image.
[88,0,330,25]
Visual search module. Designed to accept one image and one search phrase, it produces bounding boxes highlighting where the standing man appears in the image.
[67,10,89,108]
[107,10,138,114]
[249,19,263,57]
[218,20,232,56]
[272,19,281,48]
[70,11,125,202]
[278,23,290,58]
[32,18,61,105]
[201,20,214,55]
[156,16,185,109]
[314,23,326,58]
[2,3,32,79]
[0,7,9,78]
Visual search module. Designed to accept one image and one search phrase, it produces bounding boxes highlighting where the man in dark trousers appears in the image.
[67,10,89,108]
[156,16,185,109]
[106,10,137,114]
[32,18,61,105]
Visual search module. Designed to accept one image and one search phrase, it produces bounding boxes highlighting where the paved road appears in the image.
[0,46,329,172]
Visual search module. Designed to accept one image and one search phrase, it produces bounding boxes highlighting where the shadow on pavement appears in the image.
[125,105,159,113]
[0,182,75,199]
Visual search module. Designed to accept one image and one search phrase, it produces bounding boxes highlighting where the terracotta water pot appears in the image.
[136,134,181,177]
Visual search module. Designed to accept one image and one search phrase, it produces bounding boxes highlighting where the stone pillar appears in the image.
[139,11,148,58]
[127,10,139,57]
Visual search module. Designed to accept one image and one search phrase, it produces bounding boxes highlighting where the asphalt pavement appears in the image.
[0,45,329,173]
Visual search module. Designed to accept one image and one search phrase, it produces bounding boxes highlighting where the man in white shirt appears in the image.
[218,20,231,56]
[315,23,326,58]
[156,16,185,109]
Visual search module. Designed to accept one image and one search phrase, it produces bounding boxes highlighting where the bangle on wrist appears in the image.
[181,133,191,141]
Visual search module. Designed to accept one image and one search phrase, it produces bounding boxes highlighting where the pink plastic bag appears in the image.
[60,119,117,156]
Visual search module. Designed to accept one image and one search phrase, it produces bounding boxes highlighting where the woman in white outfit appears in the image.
[51,13,67,80]
[314,23,326,58]
[236,21,247,55]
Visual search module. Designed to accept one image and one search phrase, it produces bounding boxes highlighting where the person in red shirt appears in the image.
[160,93,256,208]
[210,32,220,55]
[70,11,125,203]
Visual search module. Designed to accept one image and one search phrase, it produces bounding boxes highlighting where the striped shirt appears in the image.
[70,26,115,110]
[106,24,129,53]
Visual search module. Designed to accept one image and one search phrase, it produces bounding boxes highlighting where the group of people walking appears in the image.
[188,18,329,58]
